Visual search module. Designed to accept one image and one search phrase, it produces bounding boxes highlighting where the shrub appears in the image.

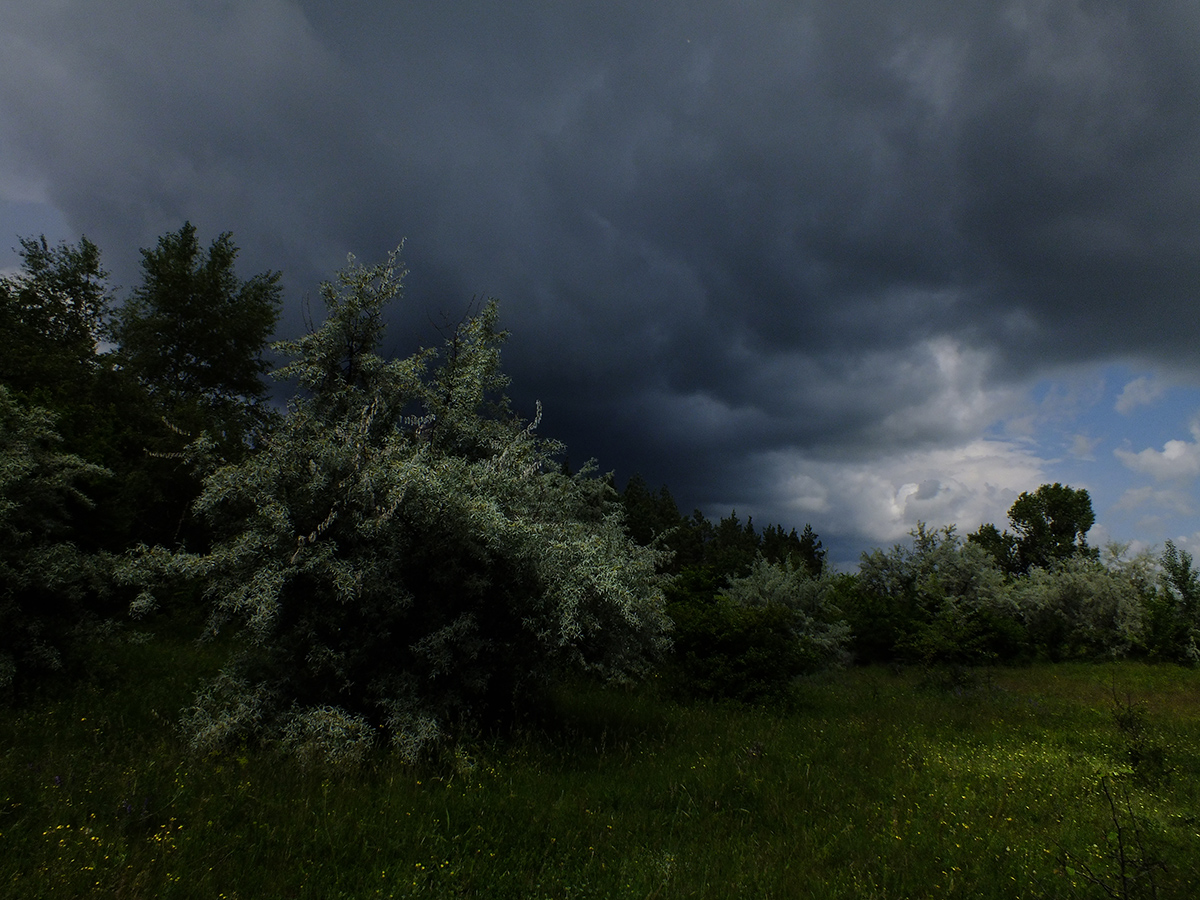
[852,524,1024,666]
[1012,554,1146,659]
[0,386,111,695]
[666,556,849,701]
[1142,541,1200,663]
[123,250,670,761]
[721,555,851,670]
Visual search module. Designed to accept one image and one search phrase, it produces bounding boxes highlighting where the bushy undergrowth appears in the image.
[845,524,1199,669]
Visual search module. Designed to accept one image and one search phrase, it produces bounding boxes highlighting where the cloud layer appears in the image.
[3,1,1200,560]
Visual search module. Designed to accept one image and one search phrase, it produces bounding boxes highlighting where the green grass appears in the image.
[3,633,1199,898]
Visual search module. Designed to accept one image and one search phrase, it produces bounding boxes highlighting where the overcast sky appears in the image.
[3,1,1200,566]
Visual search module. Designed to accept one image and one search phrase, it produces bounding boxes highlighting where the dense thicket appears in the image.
[0,225,282,692]
[621,475,1200,684]
[0,386,111,694]
[617,478,847,699]
[120,251,670,761]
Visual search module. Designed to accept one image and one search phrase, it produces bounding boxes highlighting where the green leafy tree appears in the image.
[967,522,1017,574]
[969,483,1096,576]
[0,235,163,552]
[0,235,110,403]
[1009,483,1095,574]
[722,556,850,668]
[666,553,848,702]
[122,250,669,761]
[620,474,685,549]
[797,523,827,577]
[0,387,111,695]
[111,223,283,547]
[760,522,826,576]
[115,222,282,457]
[1143,540,1200,663]
[0,235,126,458]
[707,511,761,579]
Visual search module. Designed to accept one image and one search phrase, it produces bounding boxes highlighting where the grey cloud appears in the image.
[3,0,1200,554]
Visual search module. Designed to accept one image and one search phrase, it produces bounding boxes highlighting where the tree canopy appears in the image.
[969,483,1096,576]
[114,222,282,457]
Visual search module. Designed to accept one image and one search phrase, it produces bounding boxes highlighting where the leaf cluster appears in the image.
[0,386,112,694]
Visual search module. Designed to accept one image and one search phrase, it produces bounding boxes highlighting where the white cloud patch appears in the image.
[761,437,1047,547]
[1070,433,1100,460]
[1114,421,1200,481]
[1115,375,1167,414]
[870,337,1021,445]
[1114,485,1194,516]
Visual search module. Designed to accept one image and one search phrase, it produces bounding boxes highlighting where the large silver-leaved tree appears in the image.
[126,250,669,762]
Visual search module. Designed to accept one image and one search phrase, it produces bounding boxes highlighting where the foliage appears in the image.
[1009,482,1096,574]
[113,221,282,458]
[852,523,1024,666]
[971,482,1096,576]
[615,473,680,547]
[1012,553,1147,659]
[619,477,825,577]
[666,592,812,702]
[0,236,141,485]
[794,522,828,577]
[0,235,111,407]
[720,555,851,670]
[0,228,284,552]
[121,250,670,760]
[0,387,111,695]
[1142,540,1200,663]
[665,556,848,702]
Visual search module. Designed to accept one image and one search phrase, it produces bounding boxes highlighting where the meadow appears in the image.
[2,626,1198,899]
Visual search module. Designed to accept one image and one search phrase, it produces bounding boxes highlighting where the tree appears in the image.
[114,222,282,457]
[852,524,1022,665]
[109,223,283,548]
[967,522,1017,574]
[1011,554,1145,659]
[1008,483,1095,574]
[721,555,850,669]
[760,522,826,577]
[122,250,670,762]
[969,483,1096,576]
[620,474,684,548]
[0,386,111,696]
[665,553,849,703]
[1,236,113,439]
[1143,540,1200,663]
[0,235,168,552]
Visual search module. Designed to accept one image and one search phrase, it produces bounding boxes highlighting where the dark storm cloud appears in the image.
[3,0,1200,546]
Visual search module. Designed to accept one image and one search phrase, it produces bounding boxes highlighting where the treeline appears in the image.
[3,227,1199,763]
[619,478,1200,701]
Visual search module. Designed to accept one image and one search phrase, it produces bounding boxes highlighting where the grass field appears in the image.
[2,629,1198,898]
